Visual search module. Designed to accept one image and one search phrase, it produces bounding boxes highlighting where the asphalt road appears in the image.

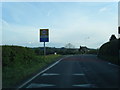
[18,54,120,88]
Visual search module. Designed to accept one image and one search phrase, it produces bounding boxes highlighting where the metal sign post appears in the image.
[44,42,46,56]
[40,29,49,56]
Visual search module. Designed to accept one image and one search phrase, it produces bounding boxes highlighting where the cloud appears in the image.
[49,18,117,48]
[2,20,39,44]
[99,7,107,12]
[28,42,32,44]
[2,19,9,27]
[47,11,52,17]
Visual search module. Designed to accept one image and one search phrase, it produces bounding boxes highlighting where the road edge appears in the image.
[17,55,69,89]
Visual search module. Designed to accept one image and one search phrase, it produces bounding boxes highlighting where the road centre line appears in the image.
[41,73,60,76]
[72,84,97,88]
[17,57,67,89]
[72,73,85,76]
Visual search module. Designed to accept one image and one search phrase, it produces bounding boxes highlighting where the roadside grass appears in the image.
[3,54,62,88]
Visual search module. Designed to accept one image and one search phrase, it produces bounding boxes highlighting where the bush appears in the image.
[2,45,36,67]
[98,39,119,65]
[2,45,62,88]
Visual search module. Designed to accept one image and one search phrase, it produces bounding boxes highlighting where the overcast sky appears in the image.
[1,2,118,48]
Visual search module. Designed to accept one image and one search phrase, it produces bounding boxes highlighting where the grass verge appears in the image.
[2,54,62,88]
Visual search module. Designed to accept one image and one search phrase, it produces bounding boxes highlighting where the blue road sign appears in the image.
[40,29,49,42]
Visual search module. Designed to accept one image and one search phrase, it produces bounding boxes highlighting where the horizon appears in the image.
[0,44,91,48]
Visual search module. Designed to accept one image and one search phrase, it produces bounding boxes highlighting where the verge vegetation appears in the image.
[98,38,119,65]
[2,45,61,88]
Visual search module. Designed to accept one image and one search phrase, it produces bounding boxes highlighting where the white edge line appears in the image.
[108,63,120,67]
[26,83,55,88]
[17,57,64,89]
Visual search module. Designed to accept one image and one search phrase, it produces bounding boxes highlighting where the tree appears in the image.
[65,43,75,49]
[109,34,117,41]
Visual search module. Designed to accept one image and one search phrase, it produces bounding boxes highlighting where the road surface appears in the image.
[18,55,119,88]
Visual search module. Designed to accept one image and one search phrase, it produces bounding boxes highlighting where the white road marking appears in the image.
[72,73,85,76]
[108,63,120,67]
[72,84,96,88]
[18,57,64,89]
[41,73,60,76]
[26,83,55,88]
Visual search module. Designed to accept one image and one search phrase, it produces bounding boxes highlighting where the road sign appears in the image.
[40,29,49,42]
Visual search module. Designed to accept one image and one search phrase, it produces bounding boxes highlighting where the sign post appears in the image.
[44,42,46,56]
[40,29,49,56]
